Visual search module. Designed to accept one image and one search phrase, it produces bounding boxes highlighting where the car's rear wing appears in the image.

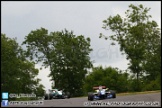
[93,86,106,89]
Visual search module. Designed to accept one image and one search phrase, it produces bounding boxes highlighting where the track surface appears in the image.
[2,92,161,107]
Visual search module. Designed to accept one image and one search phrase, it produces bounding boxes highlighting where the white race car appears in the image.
[44,89,70,100]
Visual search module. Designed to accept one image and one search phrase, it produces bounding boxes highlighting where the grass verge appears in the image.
[116,90,161,96]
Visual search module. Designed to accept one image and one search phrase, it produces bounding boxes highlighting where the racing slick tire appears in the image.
[109,90,116,98]
[62,92,70,99]
[44,94,48,100]
[50,93,53,99]
[66,92,70,99]
[44,93,53,100]
[88,92,94,101]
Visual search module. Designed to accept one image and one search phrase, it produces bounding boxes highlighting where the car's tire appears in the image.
[44,94,48,100]
[109,90,116,98]
[49,93,53,100]
[113,93,116,98]
[66,92,70,99]
[88,92,94,101]
[44,93,53,100]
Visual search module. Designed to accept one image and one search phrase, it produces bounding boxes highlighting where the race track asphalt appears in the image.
[2,92,161,107]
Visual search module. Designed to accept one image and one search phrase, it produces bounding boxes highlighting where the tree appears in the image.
[34,84,45,98]
[22,28,93,96]
[100,4,161,91]
[1,33,19,92]
[1,34,45,97]
[83,66,129,94]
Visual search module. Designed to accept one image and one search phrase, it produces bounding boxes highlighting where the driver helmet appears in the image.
[99,85,102,90]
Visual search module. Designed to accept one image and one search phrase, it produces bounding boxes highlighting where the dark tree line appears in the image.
[1,34,45,100]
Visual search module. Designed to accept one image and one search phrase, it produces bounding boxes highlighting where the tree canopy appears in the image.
[1,34,45,99]
[100,4,161,91]
[22,28,93,96]
[83,66,129,93]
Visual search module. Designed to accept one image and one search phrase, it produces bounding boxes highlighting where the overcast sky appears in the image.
[1,1,161,90]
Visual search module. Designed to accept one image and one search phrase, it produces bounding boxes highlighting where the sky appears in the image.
[1,1,161,90]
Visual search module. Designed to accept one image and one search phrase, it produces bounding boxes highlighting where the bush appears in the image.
[142,80,161,91]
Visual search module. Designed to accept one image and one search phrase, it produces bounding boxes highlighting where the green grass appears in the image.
[116,90,161,96]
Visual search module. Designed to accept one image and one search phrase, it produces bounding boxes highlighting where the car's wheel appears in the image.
[49,93,53,100]
[44,94,48,100]
[88,92,94,101]
[109,90,116,98]
[66,92,70,99]
[113,93,116,98]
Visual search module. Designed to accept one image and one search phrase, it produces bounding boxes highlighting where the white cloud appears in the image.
[1,1,34,16]
[93,58,129,71]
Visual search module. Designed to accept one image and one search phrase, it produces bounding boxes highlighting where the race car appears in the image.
[88,85,116,101]
[44,89,70,100]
